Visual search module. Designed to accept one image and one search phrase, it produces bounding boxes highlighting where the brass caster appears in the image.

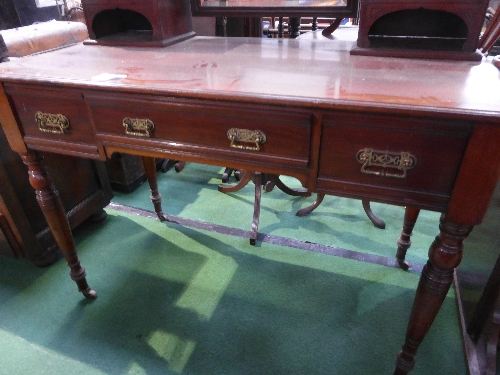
[82,287,97,299]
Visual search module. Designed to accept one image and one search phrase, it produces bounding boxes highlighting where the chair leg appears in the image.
[395,206,420,270]
[270,175,311,197]
[221,167,233,183]
[174,161,186,172]
[218,171,250,193]
[221,168,243,183]
[362,200,386,229]
[159,159,178,173]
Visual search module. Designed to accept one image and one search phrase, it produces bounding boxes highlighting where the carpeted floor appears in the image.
[1,162,499,375]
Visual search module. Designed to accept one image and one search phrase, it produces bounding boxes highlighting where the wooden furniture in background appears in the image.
[0,27,499,375]
[218,171,311,244]
[0,21,89,57]
[0,0,59,29]
[190,0,358,18]
[352,0,490,60]
[479,3,500,55]
[81,0,195,47]
[104,153,148,193]
[0,0,21,30]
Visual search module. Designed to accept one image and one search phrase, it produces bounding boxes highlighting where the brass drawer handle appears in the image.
[227,128,266,151]
[123,117,154,137]
[35,111,70,134]
[356,148,417,179]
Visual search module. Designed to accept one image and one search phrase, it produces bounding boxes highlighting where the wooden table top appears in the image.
[0,27,499,120]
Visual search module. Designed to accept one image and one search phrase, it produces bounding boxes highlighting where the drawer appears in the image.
[4,83,97,151]
[87,93,312,169]
[317,112,472,209]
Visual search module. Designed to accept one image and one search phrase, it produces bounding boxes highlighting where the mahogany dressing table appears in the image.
[0,27,500,375]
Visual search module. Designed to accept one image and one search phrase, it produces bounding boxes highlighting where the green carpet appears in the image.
[113,164,441,266]
[112,163,500,276]
[1,162,499,374]
[0,210,464,374]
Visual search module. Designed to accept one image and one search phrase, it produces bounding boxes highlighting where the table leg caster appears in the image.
[82,287,98,299]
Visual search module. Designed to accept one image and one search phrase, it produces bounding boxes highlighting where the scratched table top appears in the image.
[0,27,499,119]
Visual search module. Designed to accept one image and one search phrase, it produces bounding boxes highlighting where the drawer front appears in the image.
[88,93,312,169]
[318,113,472,208]
[4,84,96,146]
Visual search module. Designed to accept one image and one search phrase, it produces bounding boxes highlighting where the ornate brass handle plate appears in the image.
[123,117,154,137]
[35,111,70,134]
[227,128,266,151]
[356,148,417,179]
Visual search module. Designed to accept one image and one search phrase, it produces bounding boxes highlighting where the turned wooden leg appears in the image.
[393,216,472,375]
[362,200,386,229]
[21,151,96,299]
[395,207,421,271]
[250,172,262,246]
[141,156,167,221]
[296,193,325,216]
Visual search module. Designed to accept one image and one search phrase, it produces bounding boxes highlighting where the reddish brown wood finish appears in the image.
[0,84,26,154]
[446,124,500,226]
[0,31,499,374]
[394,217,473,374]
[20,151,96,299]
[354,0,489,60]
[86,92,312,172]
[317,113,472,210]
[81,0,195,47]
[6,85,98,148]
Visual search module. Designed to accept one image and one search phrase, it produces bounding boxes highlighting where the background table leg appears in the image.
[394,215,472,374]
[396,207,421,271]
[21,151,96,299]
[141,156,167,221]
[250,172,262,246]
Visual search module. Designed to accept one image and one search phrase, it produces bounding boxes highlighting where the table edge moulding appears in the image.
[0,8,500,375]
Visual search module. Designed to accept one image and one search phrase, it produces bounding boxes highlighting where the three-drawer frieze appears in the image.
[3,83,476,211]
